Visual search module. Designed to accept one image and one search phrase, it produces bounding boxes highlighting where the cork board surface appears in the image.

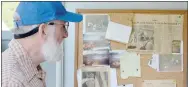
[74,10,187,87]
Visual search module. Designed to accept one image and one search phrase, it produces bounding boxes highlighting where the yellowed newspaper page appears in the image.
[127,14,183,54]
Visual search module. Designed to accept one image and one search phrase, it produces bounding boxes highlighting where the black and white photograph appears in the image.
[109,50,125,68]
[81,67,109,87]
[137,29,154,50]
[127,26,154,52]
[159,54,183,72]
[172,40,181,53]
[83,14,109,33]
[82,72,96,87]
[127,31,137,50]
[83,50,110,66]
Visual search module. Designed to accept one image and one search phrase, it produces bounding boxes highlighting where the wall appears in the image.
[63,2,187,87]
[2,31,13,52]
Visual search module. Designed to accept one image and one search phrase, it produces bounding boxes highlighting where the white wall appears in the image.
[63,2,187,87]
[40,62,56,87]
[2,31,13,52]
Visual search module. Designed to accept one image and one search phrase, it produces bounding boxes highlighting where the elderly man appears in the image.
[2,2,82,87]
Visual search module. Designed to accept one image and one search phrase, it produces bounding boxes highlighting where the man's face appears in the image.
[41,20,68,62]
[53,20,68,44]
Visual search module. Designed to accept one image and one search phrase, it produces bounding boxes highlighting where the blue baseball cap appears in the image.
[14,1,83,27]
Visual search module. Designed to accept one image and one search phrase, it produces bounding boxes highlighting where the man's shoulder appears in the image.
[2,48,26,84]
[2,72,25,87]
[2,78,24,87]
[2,62,26,86]
[2,48,17,73]
[2,48,15,61]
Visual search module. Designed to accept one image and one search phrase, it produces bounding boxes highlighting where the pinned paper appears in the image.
[110,68,118,87]
[148,54,159,70]
[83,14,110,34]
[77,69,82,87]
[80,66,110,87]
[105,21,132,44]
[120,51,141,79]
[118,84,133,87]
[143,80,176,87]
[109,50,126,68]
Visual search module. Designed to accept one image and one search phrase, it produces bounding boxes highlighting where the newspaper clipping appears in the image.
[127,14,183,54]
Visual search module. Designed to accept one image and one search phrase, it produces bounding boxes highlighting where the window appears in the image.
[2,2,19,31]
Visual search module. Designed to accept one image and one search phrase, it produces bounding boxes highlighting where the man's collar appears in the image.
[8,39,41,82]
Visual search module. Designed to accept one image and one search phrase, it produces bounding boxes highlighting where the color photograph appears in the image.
[83,50,110,66]
[109,50,125,68]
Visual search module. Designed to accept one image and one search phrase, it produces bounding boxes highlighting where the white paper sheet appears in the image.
[143,80,176,87]
[118,84,133,87]
[110,68,118,87]
[148,54,159,70]
[120,51,141,79]
[77,69,82,87]
[105,21,132,44]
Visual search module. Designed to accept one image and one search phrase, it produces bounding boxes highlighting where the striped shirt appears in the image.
[2,39,46,87]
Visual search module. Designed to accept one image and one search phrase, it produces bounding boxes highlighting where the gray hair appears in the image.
[12,12,40,35]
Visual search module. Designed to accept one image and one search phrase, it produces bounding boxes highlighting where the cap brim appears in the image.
[58,11,83,22]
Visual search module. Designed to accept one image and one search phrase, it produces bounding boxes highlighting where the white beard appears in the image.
[41,33,63,62]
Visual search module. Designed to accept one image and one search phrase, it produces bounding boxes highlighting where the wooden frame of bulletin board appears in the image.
[74,9,187,87]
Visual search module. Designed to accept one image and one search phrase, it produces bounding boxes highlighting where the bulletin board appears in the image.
[74,10,187,87]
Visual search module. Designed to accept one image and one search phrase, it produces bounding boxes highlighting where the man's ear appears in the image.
[38,23,48,40]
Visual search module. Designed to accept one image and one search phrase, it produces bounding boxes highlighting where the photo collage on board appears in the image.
[82,14,125,68]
